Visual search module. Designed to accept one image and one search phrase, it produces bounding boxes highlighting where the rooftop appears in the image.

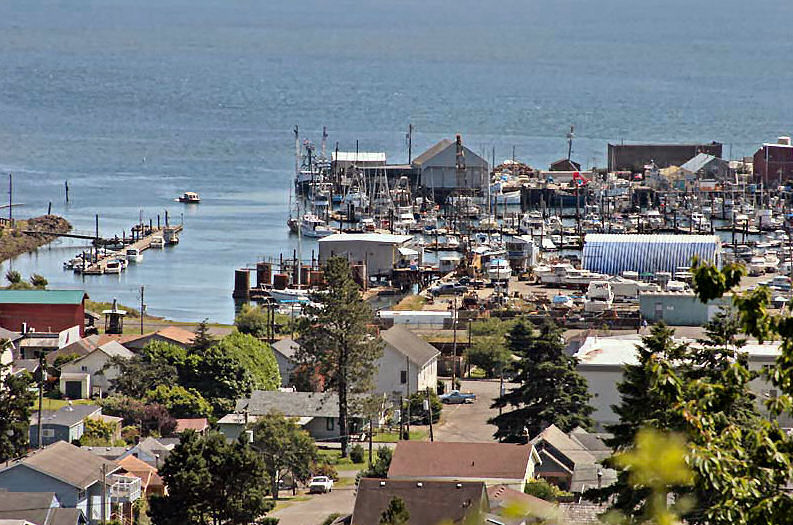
[271,337,300,360]
[2,441,119,489]
[235,391,358,418]
[411,139,454,166]
[381,325,440,367]
[331,151,386,163]
[0,290,87,305]
[388,441,534,481]
[31,405,102,428]
[584,233,720,244]
[317,233,413,244]
[0,491,56,525]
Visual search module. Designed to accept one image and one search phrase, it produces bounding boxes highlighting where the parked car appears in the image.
[308,476,334,494]
[439,390,477,404]
[430,282,468,296]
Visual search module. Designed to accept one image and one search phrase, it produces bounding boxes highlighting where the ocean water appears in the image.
[1,0,793,322]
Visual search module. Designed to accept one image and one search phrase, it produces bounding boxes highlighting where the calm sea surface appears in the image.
[1,0,793,322]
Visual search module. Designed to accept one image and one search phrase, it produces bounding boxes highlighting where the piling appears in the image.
[273,273,289,290]
[233,269,251,299]
[256,261,272,288]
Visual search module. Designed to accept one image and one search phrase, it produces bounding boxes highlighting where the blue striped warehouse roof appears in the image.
[582,234,721,276]
[0,290,87,305]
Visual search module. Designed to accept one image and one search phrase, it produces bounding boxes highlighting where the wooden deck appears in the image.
[83,225,183,274]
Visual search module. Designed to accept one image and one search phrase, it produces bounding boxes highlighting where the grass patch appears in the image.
[469,367,487,379]
[31,398,96,411]
[373,429,427,442]
[317,448,372,467]
[392,295,427,311]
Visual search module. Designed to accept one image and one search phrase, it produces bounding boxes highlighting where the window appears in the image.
[77,489,86,500]
[41,428,55,438]
[326,418,335,431]
[400,370,407,384]
[81,366,88,372]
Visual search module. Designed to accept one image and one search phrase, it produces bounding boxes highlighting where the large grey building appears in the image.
[607,142,723,172]
[412,135,488,198]
[318,232,413,277]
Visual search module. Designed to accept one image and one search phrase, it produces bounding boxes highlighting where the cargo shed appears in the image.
[582,234,721,276]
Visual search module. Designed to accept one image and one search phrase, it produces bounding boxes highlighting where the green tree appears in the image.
[296,257,383,457]
[109,345,180,399]
[465,335,511,377]
[0,360,35,461]
[523,478,572,502]
[149,431,273,525]
[144,385,213,419]
[361,446,392,478]
[29,274,48,289]
[408,390,442,424]
[489,319,593,440]
[209,332,280,391]
[249,412,318,500]
[190,319,215,352]
[379,497,409,525]
[234,304,270,338]
[80,417,117,446]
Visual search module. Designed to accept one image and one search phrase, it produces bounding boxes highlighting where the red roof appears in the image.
[175,418,209,433]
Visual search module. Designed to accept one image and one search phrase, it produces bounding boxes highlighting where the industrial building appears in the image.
[0,290,88,337]
[318,232,414,277]
[607,142,723,172]
[412,135,488,198]
[582,234,721,276]
[752,137,793,185]
[639,291,727,326]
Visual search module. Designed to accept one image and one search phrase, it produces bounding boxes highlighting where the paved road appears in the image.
[271,472,358,525]
[434,379,507,442]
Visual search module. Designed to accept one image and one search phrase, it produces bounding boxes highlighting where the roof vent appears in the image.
[380,481,386,487]
[456,483,463,489]
[416,482,423,488]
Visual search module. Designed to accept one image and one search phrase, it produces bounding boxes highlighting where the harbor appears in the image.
[234,129,793,328]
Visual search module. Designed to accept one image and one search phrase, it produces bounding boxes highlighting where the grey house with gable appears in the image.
[0,442,120,525]
[29,405,101,446]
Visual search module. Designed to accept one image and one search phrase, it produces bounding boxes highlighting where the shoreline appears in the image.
[0,215,71,264]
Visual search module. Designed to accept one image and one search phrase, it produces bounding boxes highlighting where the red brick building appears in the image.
[753,139,793,186]
[0,290,87,336]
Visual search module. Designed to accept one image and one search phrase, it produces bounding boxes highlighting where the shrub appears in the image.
[523,478,573,502]
[321,513,341,525]
[311,462,339,481]
[350,444,365,464]
[408,391,442,424]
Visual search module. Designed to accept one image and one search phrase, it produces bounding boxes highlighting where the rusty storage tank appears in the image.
[273,273,289,290]
[232,269,250,299]
[256,261,272,288]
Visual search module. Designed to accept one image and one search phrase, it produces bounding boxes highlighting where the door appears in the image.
[65,380,82,399]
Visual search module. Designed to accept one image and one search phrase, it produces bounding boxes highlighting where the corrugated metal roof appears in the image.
[584,234,719,244]
[331,151,386,163]
[0,290,86,305]
[411,139,453,166]
[680,153,722,173]
[318,233,413,244]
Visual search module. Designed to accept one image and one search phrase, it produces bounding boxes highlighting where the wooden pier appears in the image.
[83,225,183,274]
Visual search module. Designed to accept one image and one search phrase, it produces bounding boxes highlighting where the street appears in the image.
[433,378,506,442]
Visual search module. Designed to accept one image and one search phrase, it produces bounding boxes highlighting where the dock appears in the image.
[82,224,183,274]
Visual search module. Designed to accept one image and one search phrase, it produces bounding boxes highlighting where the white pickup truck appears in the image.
[308,476,334,494]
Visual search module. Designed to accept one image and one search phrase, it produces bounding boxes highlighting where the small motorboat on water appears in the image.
[126,247,143,263]
[150,236,165,249]
[104,259,124,274]
[178,192,201,203]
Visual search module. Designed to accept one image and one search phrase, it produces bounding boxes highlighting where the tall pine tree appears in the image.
[296,257,382,456]
[489,318,592,440]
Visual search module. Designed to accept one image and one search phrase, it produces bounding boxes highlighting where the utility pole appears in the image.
[451,296,458,389]
[37,351,44,449]
[95,214,99,263]
[426,386,434,442]
[8,173,12,223]
[405,356,411,439]
[100,463,107,525]
[139,286,145,334]
[368,417,374,468]
[407,123,413,164]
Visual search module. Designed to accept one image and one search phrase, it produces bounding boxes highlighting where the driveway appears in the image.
[270,471,358,525]
[434,379,509,442]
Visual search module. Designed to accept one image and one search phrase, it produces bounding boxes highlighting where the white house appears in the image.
[271,338,299,387]
[376,325,440,398]
[59,341,133,399]
[574,334,791,429]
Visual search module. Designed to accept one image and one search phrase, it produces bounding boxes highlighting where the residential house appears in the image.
[17,327,82,360]
[531,424,616,495]
[487,485,557,524]
[271,338,299,387]
[174,418,209,435]
[120,326,195,351]
[0,290,88,338]
[57,342,133,399]
[0,491,85,525]
[0,442,125,525]
[0,327,23,357]
[376,326,439,399]
[221,391,376,442]
[351,479,488,525]
[387,441,541,492]
[115,456,165,497]
[116,437,178,469]
[29,405,102,447]
[0,342,11,382]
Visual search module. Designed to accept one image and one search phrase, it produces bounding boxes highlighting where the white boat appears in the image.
[104,259,124,274]
[360,217,376,232]
[178,191,201,203]
[126,247,143,263]
[269,288,310,304]
[150,236,165,249]
[300,214,334,238]
[487,258,512,282]
[446,235,460,249]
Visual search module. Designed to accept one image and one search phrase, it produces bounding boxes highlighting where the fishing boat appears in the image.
[126,247,143,263]
[150,236,165,249]
[178,192,201,203]
[269,288,310,304]
[300,214,334,238]
[486,258,512,282]
[104,259,124,274]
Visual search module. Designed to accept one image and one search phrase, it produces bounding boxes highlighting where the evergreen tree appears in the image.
[379,497,410,525]
[149,431,273,525]
[489,319,593,440]
[296,257,383,456]
[190,319,215,352]
[250,412,318,500]
[0,360,35,461]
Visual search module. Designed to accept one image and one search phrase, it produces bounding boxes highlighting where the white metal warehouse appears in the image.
[582,234,721,276]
